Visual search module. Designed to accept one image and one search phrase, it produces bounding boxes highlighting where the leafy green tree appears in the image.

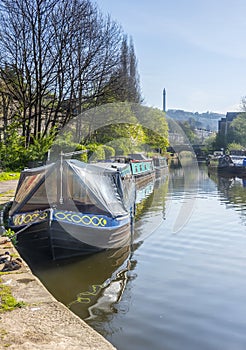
[204,133,216,152]
[87,144,105,162]
[80,103,168,154]
[102,145,115,159]
[88,146,104,161]
[94,123,146,149]
[106,138,132,156]
[0,124,26,170]
[26,132,56,163]
[230,113,246,147]
[0,123,57,170]
[74,144,88,162]
[177,121,199,144]
[51,131,79,157]
[227,142,245,152]
[132,105,169,152]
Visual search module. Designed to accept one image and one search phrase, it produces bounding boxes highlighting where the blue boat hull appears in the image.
[9,209,132,260]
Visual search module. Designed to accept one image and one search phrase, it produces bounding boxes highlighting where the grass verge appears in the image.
[0,172,20,181]
[0,277,26,312]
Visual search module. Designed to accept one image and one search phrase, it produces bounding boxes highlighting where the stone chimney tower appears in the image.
[163,88,166,112]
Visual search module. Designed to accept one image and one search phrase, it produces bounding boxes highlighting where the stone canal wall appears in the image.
[0,181,116,350]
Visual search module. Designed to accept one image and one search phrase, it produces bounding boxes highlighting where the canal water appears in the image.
[19,163,246,350]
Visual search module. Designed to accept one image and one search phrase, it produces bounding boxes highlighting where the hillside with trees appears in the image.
[167,109,224,131]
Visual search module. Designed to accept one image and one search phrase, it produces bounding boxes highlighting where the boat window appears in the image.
[68,175,94,205]
[15,173,44,204]
[19,169,57,211]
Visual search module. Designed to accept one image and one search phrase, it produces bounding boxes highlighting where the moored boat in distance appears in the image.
[207,153,246,177]
[111,153,155,187]
[230,155,246,177]
[152,155,168,176]
[7,156,136,260]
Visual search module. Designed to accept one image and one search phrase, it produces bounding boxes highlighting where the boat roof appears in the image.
[9,159,134,218]
[128,153,149,160]
[93,162,131,173]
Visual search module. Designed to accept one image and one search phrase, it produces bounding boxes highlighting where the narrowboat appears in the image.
[207,154,246,177]
[230,155,246,177]
[152,156,168,176]
[7,157,136,260]
[112,153,155,187]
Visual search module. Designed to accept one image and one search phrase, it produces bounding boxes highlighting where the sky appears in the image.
[95,0,246,114]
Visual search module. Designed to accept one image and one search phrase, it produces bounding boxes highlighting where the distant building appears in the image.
[194,128,214,142]
[218,112,240,136]
[168,131,185,145]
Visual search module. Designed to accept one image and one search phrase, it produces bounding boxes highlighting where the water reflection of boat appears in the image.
[135,179,155,204]
[133,174,169,244]
[27,245,137,321]
[134,179,155,222]
[7,157,135,260]
[85,257,137,321]
[208,172,246,209]
[134,173,168,218]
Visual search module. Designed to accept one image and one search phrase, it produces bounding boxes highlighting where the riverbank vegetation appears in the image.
[0,0,169,171]
[0,277,25,312]
[0,173,20,181]
[214,112,246,152]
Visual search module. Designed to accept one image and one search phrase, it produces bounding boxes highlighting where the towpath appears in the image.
[0,180,18,194]
[0,180,116,350]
